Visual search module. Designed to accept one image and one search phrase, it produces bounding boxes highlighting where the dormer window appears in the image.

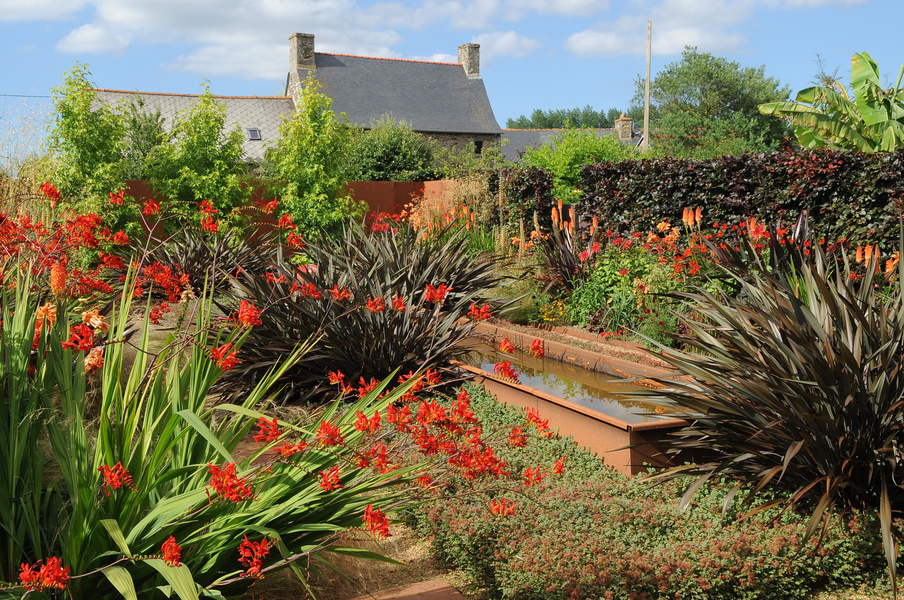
[247,128,262,141]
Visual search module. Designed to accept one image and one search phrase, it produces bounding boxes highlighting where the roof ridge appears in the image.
[92,88,291,100]
[316,52,461,67]
[502,127,617,132]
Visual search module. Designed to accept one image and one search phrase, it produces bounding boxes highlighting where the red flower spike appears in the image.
[508,427,527,448]
[161,536,182,567]
[316,419,345,446]
[365,296,385,312]
[278,212,296,230]
[62,323,94,352]
[319,466,343,492]
[235,300,262,327]
[328,370,345,385]
[490,497,515,517]
[392,295,406,312]
[255,197,278,214]
[253,417,280,443]
[19,557,70,591]
[329,286,350,302]
[467,302,492,321]
[363,504,391,539]
[109,189,124,205]
[274,441,307,458]
[554,457,565,474]
[238,535,272,579]
[529,338,544,357]
[98,462,135,496]
[499,338,516,354]
[523,466,544,487]
[424,283,451,304]
[493,361,519,381]
[143,198,161,215]
[211,343,239,371]
[207,463,254,502]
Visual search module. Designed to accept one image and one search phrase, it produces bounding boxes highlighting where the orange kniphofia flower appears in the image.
[50,262,67,296]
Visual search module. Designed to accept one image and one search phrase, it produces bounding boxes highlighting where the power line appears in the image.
[0,93,52,99]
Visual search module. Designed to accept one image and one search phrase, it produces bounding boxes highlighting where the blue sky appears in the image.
[0,0,901,146]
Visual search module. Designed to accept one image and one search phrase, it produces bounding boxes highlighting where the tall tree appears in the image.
[631,47,792,158]
[505,105,625,129]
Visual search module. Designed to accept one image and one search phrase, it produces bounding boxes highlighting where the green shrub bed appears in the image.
[413,384,888,600]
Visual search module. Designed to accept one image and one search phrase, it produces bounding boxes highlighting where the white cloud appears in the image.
[0,0,86,22]
[473,31,542,60]
[410,53,459,63]
[505,0,608,18]
[565,0,752,57]
[56,23,132,54]
[368,0,502,30]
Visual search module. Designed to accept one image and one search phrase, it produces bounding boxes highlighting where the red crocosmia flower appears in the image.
[392,295,406,312]
[618,268,629,276]
[467,302,492,321]
[319,466,343,492]
[99,251,125,270]
[40,181,61,203]
[278,212,296,230]
[238,534,271,579]
[287,232,303,248]
[253,417,280,443]
[197,199,218,215]
[363,504,391,539]
[424,283,451,304]
[490,497,515,517]
[329,286,350,302]
[109,190,124,205]
[386,403,413,432]
[211,343,239,371]
[365,296,385,312]
[98,462,134,496]
[354,410,381,433]
[161,536,182,567]
[19,557,70,591]
[143,198,161,215]
[358,376,379,397]
[275,441,307,458]
[493,361,519,381]
[529,338,544,357]
[579,250,590,262]
[316,419,345,446]
[416,473,433,488]
[523,466,544,486]
[554,457,565,474]
[255,197,278,214]
[328,370,345,385]
[508,427,527,447]
[235,300,262,327]
[425,369,440,385]
[499,338,515,353]
[207,463,254,502]
[296,282,322,299]
[111,230,129,245]
[201,215,219,234]
[62,323,94,352]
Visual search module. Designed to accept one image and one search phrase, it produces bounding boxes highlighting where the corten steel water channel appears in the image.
[460,322,703,477]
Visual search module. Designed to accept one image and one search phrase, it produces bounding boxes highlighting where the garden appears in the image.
[0,52,903,599]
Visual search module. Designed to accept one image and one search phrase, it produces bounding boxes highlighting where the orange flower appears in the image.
[499,337,516,353]
[392,295,406,312]
[695,206,703,226]
[98,462,134,496]
[82,308,108,332]
[237,535,271,578]
[236,300,262,327]
[85,347,104,375]
[50,261,67,296]
[490,497,515,517]
[161,536,182,567]
[207,462,254,502]
[330,285,350,301]
[143,198,161,215]
[253,417,280,443]
[363,504,391,539]
[316,419,345,446]
[366,296,386,312]
[424,283,451,304]
[19,557,69,591]
[529,338,544,357]
[319,465,343,492]
[211,343,239,370]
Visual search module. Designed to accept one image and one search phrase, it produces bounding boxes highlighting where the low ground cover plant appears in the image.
[414,385,888,600]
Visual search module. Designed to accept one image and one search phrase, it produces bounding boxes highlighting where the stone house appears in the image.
[93,33,502,163]
[500,115,643,163]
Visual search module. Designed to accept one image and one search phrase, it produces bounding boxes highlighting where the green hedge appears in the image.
[413,384,888,600]
[578,149,904,248]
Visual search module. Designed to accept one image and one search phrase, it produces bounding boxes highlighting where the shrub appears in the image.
[499,166,555,235]
[214,222,508,404]
[347,117,439,181]
[414,385,887,600]
[265,76,364,237]
[641,226,904,589]
[519,128,637,202]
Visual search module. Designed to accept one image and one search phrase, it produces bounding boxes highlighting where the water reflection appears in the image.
[461,344,670,425]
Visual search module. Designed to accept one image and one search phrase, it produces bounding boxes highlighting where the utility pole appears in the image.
[642,20,652,152]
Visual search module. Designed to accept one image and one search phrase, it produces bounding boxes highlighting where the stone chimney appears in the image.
[290,33,316,70]
[458,43,480,78]
[615,113,634,141]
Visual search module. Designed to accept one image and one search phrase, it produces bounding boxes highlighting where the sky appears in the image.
[0,0,902,159]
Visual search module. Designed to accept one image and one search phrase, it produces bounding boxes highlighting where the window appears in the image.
[474,140,483,154]
[247,128,262,141]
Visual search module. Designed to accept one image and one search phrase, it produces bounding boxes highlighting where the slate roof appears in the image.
[92,89,295,162]
[295,53,502,135]
[500,128,642,162]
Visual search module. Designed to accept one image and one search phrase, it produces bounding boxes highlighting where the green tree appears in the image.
[631,47,792,158]
[121,97,166,180]
[759,51,904,153]
[265,76,363,236]
[520,129,637,202]
[346,116,439,181]
[150,83,250,229]
[48,63,125,202]
[506,105,625,129]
